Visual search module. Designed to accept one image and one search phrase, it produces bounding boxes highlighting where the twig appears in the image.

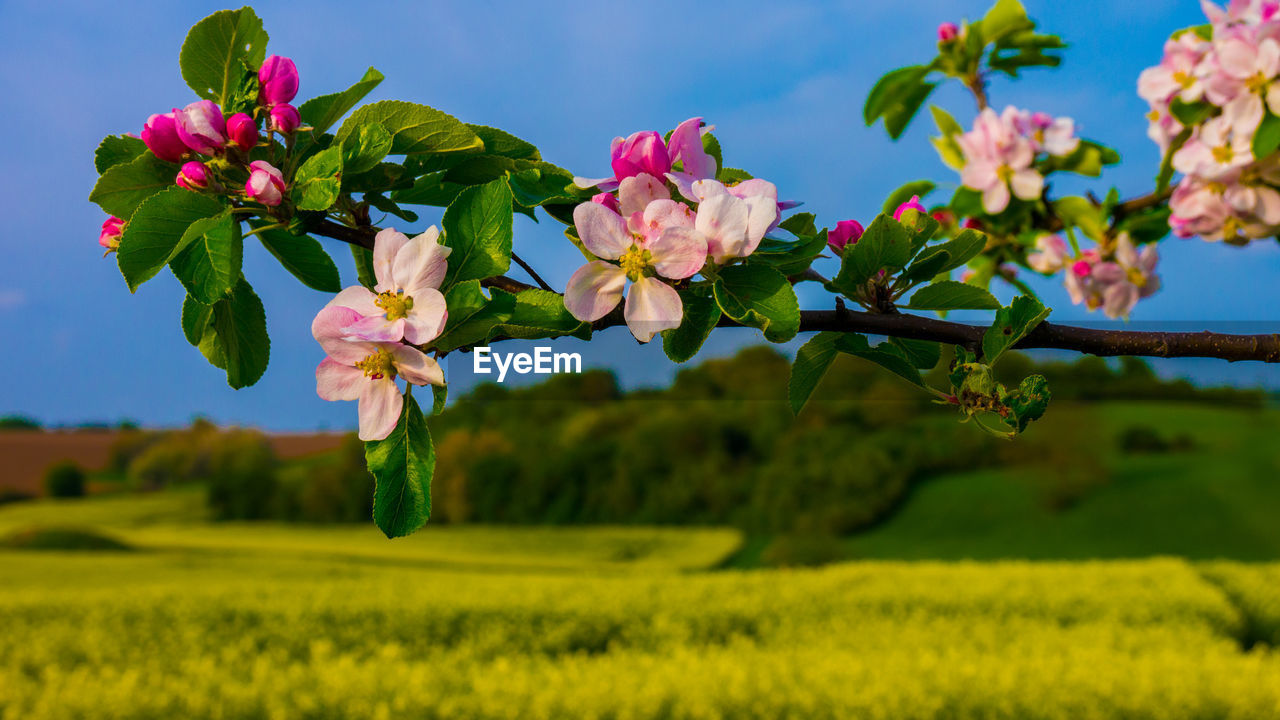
[511,252,554,292]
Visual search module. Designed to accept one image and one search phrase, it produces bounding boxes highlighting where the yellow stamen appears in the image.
[1173,70,1195,90]
[1247,71,1270,93]
[1126,267,1147,288]
[618,244,652,281]
[374,290,414,321]
[1212,144,1235,165]
[354,348,396,380]
[996,165,1014,182]
[1223,215,1243,239]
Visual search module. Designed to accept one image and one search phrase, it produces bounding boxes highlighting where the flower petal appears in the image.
[389,344,445,387]
[372,228,409,293]
[326,285,382,317]
[667,117,717,179]
[742,195,778,253]
[392,226,451,295]
[981,182,1011,214]
[312,305,377,363]
[403,288,448,345]
[1010,169,1044,201]
[695,193,749,263]
[317,358,365,401]
[357,379,403,441]
[342,315,406,343]
[650,227,708,279]
[617,173,670,217]
[573,202,632,260]
[564,261,627,322]
[624,276,682,343]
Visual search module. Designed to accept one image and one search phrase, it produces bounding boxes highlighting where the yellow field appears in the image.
[1,493,1278,719]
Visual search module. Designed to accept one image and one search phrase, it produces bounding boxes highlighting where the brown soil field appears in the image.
[0,431,346,497]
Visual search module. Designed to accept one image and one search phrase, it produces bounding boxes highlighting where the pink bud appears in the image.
[268,103,301,134]
[176,161,210,191]
[827,219,864,254]
[591,192,621,214]
[938,22,960,42]
[259,55,299,106]
[245,160,286,207]
[610,131,671,182]
[961,218,984,230]
[893,195,927,222]
[226,113,259,150]
[932,209,955,225]
[99,216,125,250]
[141,112,187,163]
[173,100,228,155]
[1070,260,1093,278]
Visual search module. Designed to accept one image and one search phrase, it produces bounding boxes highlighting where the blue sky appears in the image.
[2,0,1278,430]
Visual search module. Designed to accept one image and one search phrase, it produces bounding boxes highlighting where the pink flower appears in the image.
[173,100,228,155]
[141,112,187,163]
[575,117,712,192]
[1095,235,1160,319]
[564,202,708,342]
[1138,32,1211,106]
[664,117,719,199]
[827,219,864,254]
[259,55,300,106]
[329,227,450,346]
[226,113,258,150]
[1145,104,1185,156]
[1027,234,1070,274]
[99,216,124,250]
[1204,28,1280,132]
[1011,110,1080,156]
[610,131,670,184]
[268,103,301,134]
[893,195,927,222]
[312,305,444,441]
[245,160,285,206]
[686,179,778,263]
[591,192,620,213]
[957,107,1043,213]
[938,22,960,42]
[176,161,209,191]
[1172,115,1252,178]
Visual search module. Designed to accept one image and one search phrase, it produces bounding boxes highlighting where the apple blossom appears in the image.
[685,179,778,263]
[827,219,864,254]
[245,160,285,206]
[268,103,301,134]
[1202,27,1280,133]
[226,112,258,150]
[893,195,927,222]
[1027,234,1070,274]
[575,117,712,192]
[1172,115,1253,178]
[312,304,444,441]
[328,227,450,346]
[591,192,620,213]
[957,107,1044,213]
[259,55,299,106]
[1093,235,1160,319]
[176,161,209,191]
[1012,110,1080,156]
[665,116,718,199]
[141,112,187,163]
[173,100,228,155]
[564,201,708,343]
[1138,32,1211,107]
[99,216,124,250]
[938,22,960,42]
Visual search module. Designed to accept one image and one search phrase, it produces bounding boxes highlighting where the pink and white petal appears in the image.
[326,285,382,317]
[742,195,778,252]
[960,160,998,191]
[981,182,1011,214]
[389,345,445,387]
[667,117,717,179]
[650,227,708,279]
[1009,169,1044,201]
[372,228,410,293]
[573,175,618,190]
[690,179,729,203]
[403,288,449,345]
[564,261,627,322]
[392,227,451,294]
[727,179,778,201]
[1256,185,1280,223]
[623,276,683,343]
[617,173,670,217]
[695,194,749,256]
[573,202,632,260]
[357,379,403,441]
[312,305,377,363]
[665,172,702,202]
[343,315,406,343]
[316,358,366,401]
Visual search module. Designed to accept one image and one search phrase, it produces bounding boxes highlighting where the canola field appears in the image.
[1,494,1279,719]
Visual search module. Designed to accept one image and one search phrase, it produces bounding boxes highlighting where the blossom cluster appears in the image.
[1027,233,1159,318]
[1140,0,1280,242]
[957,105,1080,214]
[97,55,301,251]
[568,118,795,342]
[312,228,450,441]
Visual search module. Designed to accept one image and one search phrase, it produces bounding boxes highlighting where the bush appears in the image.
[204,431,279,521]
[272,435,373,523]
[760,533,846,567]
[43,461,86,498]
[1,526,131,551]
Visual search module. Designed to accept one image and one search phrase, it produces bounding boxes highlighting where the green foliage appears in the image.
[365,393,434,538]
[43,461,86,499]
[713,264,800,343]
[292,146,344,211]
[835,334,926,389]
[831,213,913,293]
[116,188,226,292]
[491,289,589,340]
[882,180,936,215]
[1053,196,1107,240]
[863,65,937,139]
[186,279,270,389]
[335,100,483,156]
[299,67,385,135]
[88,153,180,220]
[255,226,341,293]
[661,288,721,363]
[170,209,243,304]
[905,280,1000,310]
[340,123,393,175]
[440,179,514,287]
[983,295,1050,362]
[1254,112,1280,160]
[433,281,516,353]
[788,331,840,415]
[350,245,376,289]
[179,7,268,107]
[93,135,148,175]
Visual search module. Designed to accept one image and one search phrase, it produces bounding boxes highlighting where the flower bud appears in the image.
[961,218,984,230]
[591,192,621,214]
[246,160,286,207]
[141,112,187,163]
[268,103,301,134]
[610,131,671,182]
[827,219,864,254]
[173,100,228,155]
[258,55,299,106]
[937,22,960,42]
[99,216,124,250]
[226,112,259,150]
[893,195,927,225]
[176,161,210,191]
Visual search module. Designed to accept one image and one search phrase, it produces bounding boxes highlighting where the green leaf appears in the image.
[365,193,419,223]
[440,179,514,287]
[299,67,385,135]
[210,278,270,389]
[905,280,1000,310]
[170,209,243,305]
[1157,127,1193,193]
[882,180,936,215]
[335,100,483,156]
[365,392,434,538]
[431,384,448,416]
[906,229,988,283]
[116,188,226,292]
[931,135,966,169]
[777,212,816,237]
[1053,196,1107,240]
[179,7,268,106]
[94,135,148,175]
[220,59,260,116]
[835,334,925,388]
[506,168,576,208]
[341,123,393,175]
[788,331,840,415]
[467,124,540,159]
[889,337,941,369]
[1003,374,1051,433]
[864,65,930,125]
[661,288,721,363]
[1255,113,1280,160]
[751,231,830,277]
[982,0,1033,43]
[884,80,937,139]
[929,105,964,137]
[713,264,800,343]
[89,153,179,219]
[181,294,213,346]
[1169,98,1216,126]
[257,226,341,292]
[392,171,467,207]
[292,146,344,211]
[491,289,589,340]
[982,295,1050,363]
[350,245,376,289]
[432,281,517,353]
[832,213,914,293]
[1039,140,1120,177]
